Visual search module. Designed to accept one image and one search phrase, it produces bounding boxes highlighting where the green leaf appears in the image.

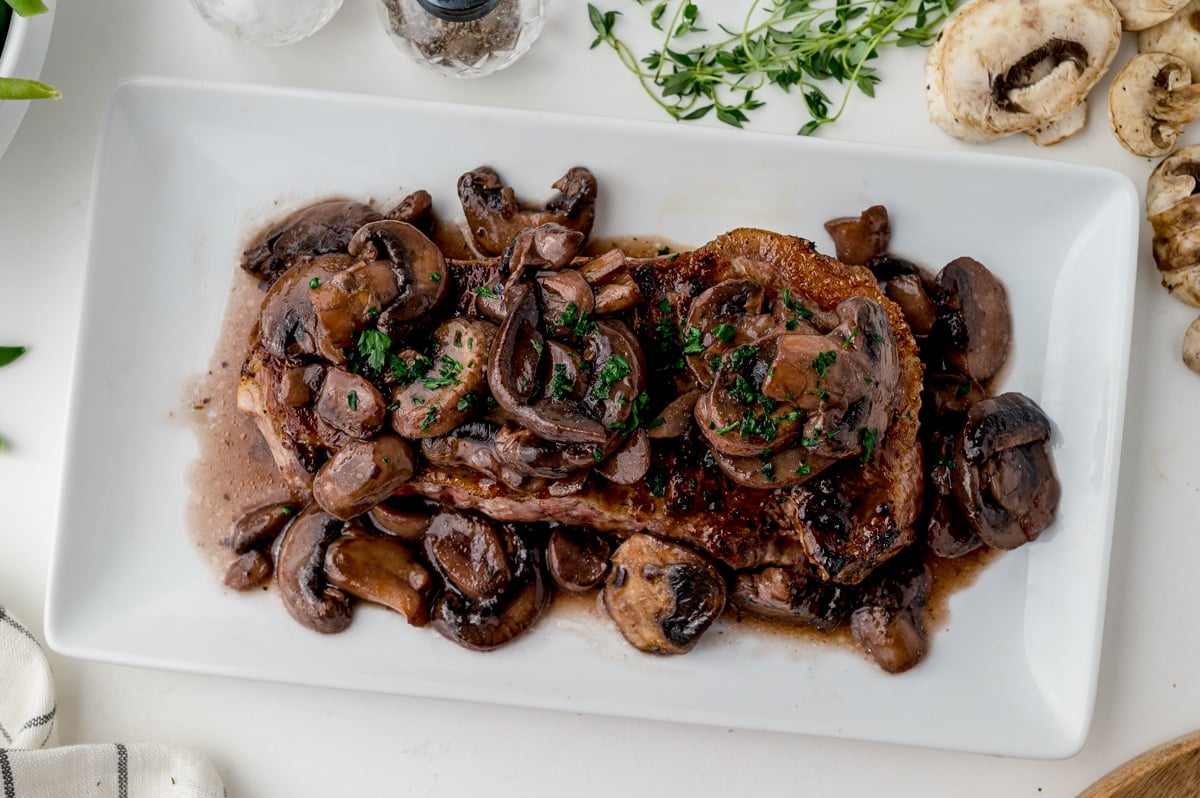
[0,346,26,367]
[5,0,47,17]
[0,78,59,100]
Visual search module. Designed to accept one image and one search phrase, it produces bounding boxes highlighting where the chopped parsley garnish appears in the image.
[646,469,667,498]
[456,392,479,412]
[730,374,758,405]
[842,325,860,348]
[811,350,837,380]
[782,288,814,319]
[475,285,498,299]
[280,505,293,516]
[420,406,438,432]
[681,325,706,355]
[366,306,379,318]
[861,428,879,463]
[760,461,776,482]
[956,380,973,397]
[868,331,885,344]
[532,339,544,356]
[386,401,400,412]
[430,272,441,283]
[708,354,723,372]
[726,345,759,372]
[711,323,737,343]
[419,355,462,391]
[454,330,462,347]
[716,420,740,434]
[591,353,631,399]
[347,390,358,411]
[308,277,320,289]
[611,391,654,432]
[795,463,812,476]
[785,319,799,331]
[593,447,604,462]
[556,301,579,329]
[656,245,672,256]
[391,353,433,385]
[357,330,392,372]
[549,364,574,400]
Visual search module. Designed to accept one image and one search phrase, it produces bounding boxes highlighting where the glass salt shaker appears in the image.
[376,0,547,78]
[188,0,344,46]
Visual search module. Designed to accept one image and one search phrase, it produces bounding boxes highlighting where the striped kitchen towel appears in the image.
[0,605,226,797]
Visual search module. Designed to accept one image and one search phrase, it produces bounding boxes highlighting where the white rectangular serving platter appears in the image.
[45,77,1138,758]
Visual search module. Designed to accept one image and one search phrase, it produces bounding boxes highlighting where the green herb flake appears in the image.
[795,463,812,476]
[681,324,707,354]
[457,392,479,412]
[782,289,814,319]
[347,390,358,411]
[532,339,545,356]
[430,272,441,282]
[420,406,438,432]
[476,285,499,299]
[647,469,667,498]
[593,447,604,462]
[308,277,320,290]
[811,350,837,380]
[280,505,293,516]
[549,364,574,400]
[861,428,879,462]
[366,305,379,318]
[591,353,632,399]
[711,322,737,343]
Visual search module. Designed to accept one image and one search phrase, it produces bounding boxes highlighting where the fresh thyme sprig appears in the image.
[588,0,955,135]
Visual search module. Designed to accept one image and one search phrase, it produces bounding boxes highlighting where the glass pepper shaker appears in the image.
[376,0,547,79]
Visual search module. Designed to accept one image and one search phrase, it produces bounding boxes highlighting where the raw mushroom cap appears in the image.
[924,0,1121,144]
[1139,0,1200,76]
[1113,0,1190,30]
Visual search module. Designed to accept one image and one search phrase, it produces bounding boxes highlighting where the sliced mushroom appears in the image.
[391,318,497,438]
[648,389,701,439]
[924,0,1121,144]
[594,428,651,485]
[367,498,435,542]
[228,501,297,554]
[384,189,434,233]
[1139,1,1200,76]
[242,199,382,283]
[730,563,854,632]
[1113,0,1190,30]
[869,256,938,337]
[420,420,535,490]
[537,268,595,338]
[952,393,1061,549]
[274,504,353,634]
[325,531,433,626]
[850,607,927,673]
[603,533,727,655]
[504,223,586,279]
[932,257,1012,384]
[315,368,386,439]
[258,254,355,358]
[579,248,627,285]
[312,435,416,521]
[427,513,551,651]
[707,443,835,489]
[1109,52,1200,157]
[1185,315,1200,374]
[424,511,513,602]
[1147,145,1200,289]
[347,220,449,331]
[595,277,644,315]
[580,319,648,432]
[493,423,599,479]
[489,281,606,445]
[224,550,273,591]
[546,527,612,594]
[823,205,890,266]
[684,279,767,388]
[275,364,324,408]
[308,259,402,361]
[458,166,598,256]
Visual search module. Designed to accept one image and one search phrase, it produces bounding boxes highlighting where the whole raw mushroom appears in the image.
[1147,144,1200,305]
[1139,0,1200,75]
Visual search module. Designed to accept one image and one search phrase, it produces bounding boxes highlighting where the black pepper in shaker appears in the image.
[376,0,546,78]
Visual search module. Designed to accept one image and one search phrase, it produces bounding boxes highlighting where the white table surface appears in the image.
[2,1,1196,795]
